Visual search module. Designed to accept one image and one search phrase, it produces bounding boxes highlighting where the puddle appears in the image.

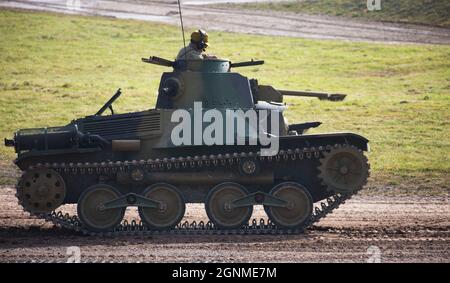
[181,0,278,5]
[98,11,172,23]
[184,0,281,5]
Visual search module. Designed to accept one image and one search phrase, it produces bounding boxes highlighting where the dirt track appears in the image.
[1,0,449,44]
[0,187,448,263]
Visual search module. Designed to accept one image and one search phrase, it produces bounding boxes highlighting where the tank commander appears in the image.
[176,29,217,60]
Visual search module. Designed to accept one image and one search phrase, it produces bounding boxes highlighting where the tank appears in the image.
[4,56,369,234]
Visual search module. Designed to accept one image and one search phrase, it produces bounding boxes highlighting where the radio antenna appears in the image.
[177,0,187,61]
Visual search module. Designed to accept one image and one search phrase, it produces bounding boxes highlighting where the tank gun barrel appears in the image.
[278,90,346,101]
[230,60,264,68]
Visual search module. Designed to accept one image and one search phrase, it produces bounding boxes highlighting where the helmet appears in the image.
[190,29,209,51]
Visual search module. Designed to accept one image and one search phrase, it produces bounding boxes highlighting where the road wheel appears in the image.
[265,182,313,229]
[77,184,125,232]
[138,183,185,230]
[205,182,253,229]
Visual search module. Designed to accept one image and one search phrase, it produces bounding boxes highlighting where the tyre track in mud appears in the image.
[0,187,448,262]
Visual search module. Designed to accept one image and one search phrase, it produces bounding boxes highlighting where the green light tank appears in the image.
[4,57,369,234]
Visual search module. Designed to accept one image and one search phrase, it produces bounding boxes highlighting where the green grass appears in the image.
[0,9,449,192]
[220,0,450,27]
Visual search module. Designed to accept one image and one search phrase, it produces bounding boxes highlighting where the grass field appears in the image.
[0,9,449,192]
[220,0,450,27]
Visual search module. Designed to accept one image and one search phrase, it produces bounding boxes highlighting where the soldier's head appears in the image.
[190,29,209,51]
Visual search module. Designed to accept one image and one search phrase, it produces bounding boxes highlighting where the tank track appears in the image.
[19,144,363,236]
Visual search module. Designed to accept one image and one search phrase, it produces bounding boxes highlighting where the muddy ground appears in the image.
[1,0,449,44]
[0,186,448,263]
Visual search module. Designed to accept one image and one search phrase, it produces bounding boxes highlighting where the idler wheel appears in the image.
[265,182,313,229]
[17,169,66,213]
[205,182,253,229]
[77,185,125,232]
[138,183,185,230]
[318,145,369,194]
